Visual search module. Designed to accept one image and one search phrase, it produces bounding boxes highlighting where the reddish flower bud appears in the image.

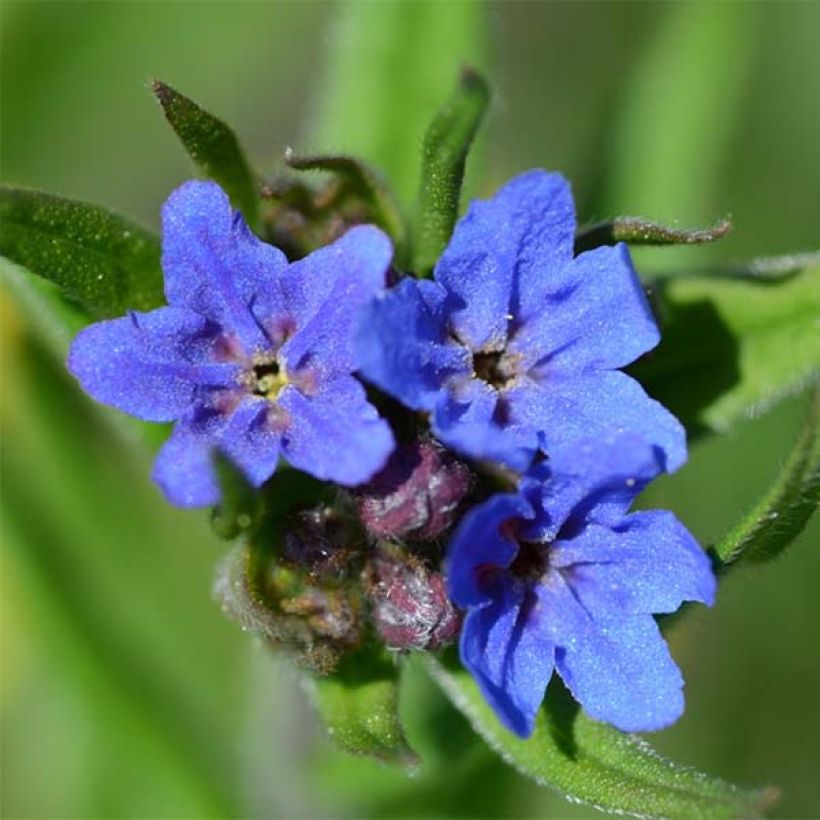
[366,547,462,651]
[356,440,472,540]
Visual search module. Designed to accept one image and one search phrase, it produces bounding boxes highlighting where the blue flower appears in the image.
[68,181,395,507]
[358,170,685,473]
[445,435,716,737]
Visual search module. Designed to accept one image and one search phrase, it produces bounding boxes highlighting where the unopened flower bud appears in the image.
[356,440,472,540]
[282,506,359,580]
[366,546,462,651]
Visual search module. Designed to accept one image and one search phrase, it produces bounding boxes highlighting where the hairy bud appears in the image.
[356,440,472,540]
[366,546,461,651]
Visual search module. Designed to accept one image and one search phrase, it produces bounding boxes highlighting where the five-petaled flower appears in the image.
[358,170,685,473]
[68,181,395,507]
[446,435,716,737]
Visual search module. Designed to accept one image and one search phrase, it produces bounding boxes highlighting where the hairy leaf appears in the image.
[308,647,417,765]
[715,385,820,567]
[425,655,771,819]
[575,216,731,254]
[634,256,820,436]
[0,187,163,318]
[152,80,259,227]
[413,68,490,276]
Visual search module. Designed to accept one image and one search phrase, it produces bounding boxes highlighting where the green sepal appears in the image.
[412,68,490,277]
[210,452,262,540]
[575,216,731,254]
[308,646,418,766]
[633,252,820,437]
[284,149,407,261]
[714,385,820,568]
[425,653,772,819]
[151,80,259,227]
[0,186,163,318]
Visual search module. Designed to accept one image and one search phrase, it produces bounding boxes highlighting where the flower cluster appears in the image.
[68,169,715,738]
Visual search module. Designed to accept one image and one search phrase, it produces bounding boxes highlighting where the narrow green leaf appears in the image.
[309,647,417,766]
[310,0,488,208]
[151,79,259,227]
[413,69,490,276]
[425,655,770,819]
[633,257,820,436]
[575,216,731,255]
[0,186,163,318]
[284,148,407,256]
[715,385,820,567]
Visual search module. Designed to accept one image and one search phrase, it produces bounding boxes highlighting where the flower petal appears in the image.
[282,225,392,354]
[435,170,575,349]
[433,379,537,471]
[541,577,685,732]
[217,396,283,488]
[161,180,288,351]
[552,512,716,617]
[507,370,687,474]
[509,243,660,373]
[446,492,532,608]
[519,434,667,540]
[67,307,239,422]
[357,277,470,411]
[278,376,394,486]
[460,582,556,738]
[151,406,228,507]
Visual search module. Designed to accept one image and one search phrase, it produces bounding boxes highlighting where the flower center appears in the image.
[472,350,519,390]
[249,356,288,400]
[508,540,549,584]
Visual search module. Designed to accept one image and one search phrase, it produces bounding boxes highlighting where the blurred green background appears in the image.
[2,2,819,817]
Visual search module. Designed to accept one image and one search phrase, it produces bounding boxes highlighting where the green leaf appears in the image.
[151,79,259,227]
[425,655,771,819]
[714,385,820,567]
[310,0,488,209]
[633,255,820,436]
[413,68,490,276]
[574,216,731,255]
[284,148,407,258]
[308,647,417,766]
[0,186,163,318]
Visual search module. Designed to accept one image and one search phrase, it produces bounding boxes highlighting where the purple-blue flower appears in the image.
[358,170,685,473]
[68,181,395,507]
[446,435,716,737]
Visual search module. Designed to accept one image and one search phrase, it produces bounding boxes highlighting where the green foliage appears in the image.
[715,386,820,567]
[603,3,759,222]
[310,0,488,208]
[2,326,242,816]
[574,216,731,254]
[425,655,771,819]
[0,186,163,318]
[211,452,262,540]
[152,80,260,227]
[413,69,490,276]
[634,256,820,437]
[309,648,417,765]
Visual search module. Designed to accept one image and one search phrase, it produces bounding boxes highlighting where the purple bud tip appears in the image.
[356,440,472,540]
[367,548,462,651]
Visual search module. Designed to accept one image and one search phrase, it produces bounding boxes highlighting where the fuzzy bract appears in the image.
[68,181,394,506]
[357,169,685,473]
[445,435,716,737]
